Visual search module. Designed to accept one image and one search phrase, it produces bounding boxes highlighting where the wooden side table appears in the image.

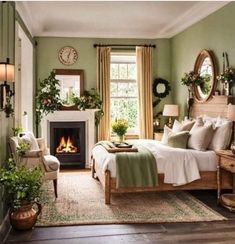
[216,150,235,211]
[154,132,163,141]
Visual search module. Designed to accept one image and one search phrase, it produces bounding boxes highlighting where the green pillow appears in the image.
[167,131,190,149]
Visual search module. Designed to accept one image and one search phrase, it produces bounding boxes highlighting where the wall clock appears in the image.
[58,46,78,65]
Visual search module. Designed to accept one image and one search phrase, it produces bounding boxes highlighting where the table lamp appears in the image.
[227,104,235,154]
[163,104,179,128]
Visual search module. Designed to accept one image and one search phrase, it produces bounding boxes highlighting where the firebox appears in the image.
[50,122,85,168]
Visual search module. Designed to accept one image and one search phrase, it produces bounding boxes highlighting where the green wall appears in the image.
[0,2,15,226]
[36,37,172,127]
[171,2,235,118]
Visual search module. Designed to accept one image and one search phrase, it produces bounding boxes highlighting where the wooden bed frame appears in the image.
[92,96,235,204]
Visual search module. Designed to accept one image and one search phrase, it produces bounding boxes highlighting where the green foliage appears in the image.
[72,88,104,126]
[12,127,23,136]
[181,71,204,88]
[16,141,30,157]
[111,119,129,136]
[217,66,235,84]
[4,97,14,117]
[36,71,62,123]
[0,158,43,210]
[200,74,211,94]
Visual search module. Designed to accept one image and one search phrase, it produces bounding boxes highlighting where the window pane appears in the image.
[110,98,139,134]
[111,64,119,79]
[117,82,129,97]
[110,82,118,96]
[119,64,128,79]
[128,64,136,79]
[128,82,138,97]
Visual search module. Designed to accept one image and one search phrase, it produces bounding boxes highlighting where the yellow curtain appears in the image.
[97,47,111,141]
[136,46,153,139]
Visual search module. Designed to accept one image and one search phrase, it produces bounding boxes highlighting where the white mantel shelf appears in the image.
[41,109,98,168]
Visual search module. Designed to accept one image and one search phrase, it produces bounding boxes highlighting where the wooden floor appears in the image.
[5,190,235,244]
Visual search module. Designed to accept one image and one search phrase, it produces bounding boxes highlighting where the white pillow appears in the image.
[188,118,214,151]
[161,125,172,144]
[19,132,39,151]
[208,120,232,150]
[172,119,195,133]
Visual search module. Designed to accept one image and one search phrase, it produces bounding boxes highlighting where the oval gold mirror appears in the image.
[193,50,216,102]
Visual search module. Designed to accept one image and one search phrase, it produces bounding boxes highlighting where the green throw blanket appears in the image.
[96,141,158,188]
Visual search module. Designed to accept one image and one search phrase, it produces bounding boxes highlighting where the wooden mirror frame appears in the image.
[54,69,84,110]
[193,50,217,103]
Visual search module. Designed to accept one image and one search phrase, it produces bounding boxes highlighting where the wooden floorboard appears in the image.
[5,190,235,244]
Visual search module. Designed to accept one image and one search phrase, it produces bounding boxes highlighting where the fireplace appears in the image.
[50,121,85,168]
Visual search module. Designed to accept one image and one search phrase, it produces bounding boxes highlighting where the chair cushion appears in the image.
[43,155,60,172]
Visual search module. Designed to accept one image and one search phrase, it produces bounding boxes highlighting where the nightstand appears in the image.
[154,132,163,141]
[216,150,235,211]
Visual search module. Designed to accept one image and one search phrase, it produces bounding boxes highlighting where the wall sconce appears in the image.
[0,58,15,116]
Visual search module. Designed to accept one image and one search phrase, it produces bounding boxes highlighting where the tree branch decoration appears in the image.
[36,71,62,124]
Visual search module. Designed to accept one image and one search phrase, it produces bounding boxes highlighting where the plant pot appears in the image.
[9,202,42,230]
[116,135,124,143]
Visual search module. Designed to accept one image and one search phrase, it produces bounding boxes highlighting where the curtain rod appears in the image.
[93,44,156,48]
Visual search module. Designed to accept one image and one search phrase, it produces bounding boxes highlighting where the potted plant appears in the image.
[111,118,129,143]
[0,158,43,230]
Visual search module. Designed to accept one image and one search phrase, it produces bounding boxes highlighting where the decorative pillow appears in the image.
[167,131,190,149]
[208,120,233,150]
[19,132,39,151]
[188,118,214,151]
[172,119,195,133]
[161,125,172,144]
[162,125,190,149]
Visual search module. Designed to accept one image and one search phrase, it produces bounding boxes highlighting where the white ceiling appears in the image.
[16,1,229,39]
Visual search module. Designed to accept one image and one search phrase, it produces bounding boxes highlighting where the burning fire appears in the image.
[56,136,77,153]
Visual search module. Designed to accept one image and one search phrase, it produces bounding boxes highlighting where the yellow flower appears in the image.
[111,119,128,136]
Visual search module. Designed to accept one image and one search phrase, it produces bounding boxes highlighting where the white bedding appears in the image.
[92,139,218,186]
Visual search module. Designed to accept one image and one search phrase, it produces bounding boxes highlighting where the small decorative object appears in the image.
[217,52,235,96]
[111,118,129,143]
[0,158,43,230]
[214,90,220,96]
[72,88,104,125]
[36,71,62,124]
[58,46,78,65]
[162,104,179,128]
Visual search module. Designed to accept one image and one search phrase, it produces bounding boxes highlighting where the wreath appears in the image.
[152,78,171,98]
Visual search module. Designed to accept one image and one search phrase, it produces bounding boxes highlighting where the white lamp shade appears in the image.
[0,63,14,82]
[163,104,179,117]
[227,104,235,121]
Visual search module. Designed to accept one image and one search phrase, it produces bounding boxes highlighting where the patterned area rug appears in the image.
[37,172,226,226]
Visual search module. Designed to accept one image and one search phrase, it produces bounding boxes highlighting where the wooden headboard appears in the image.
[191,95,235,144]
[191,96,235,118]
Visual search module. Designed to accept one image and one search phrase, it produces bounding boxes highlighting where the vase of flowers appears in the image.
[111,119,128,143]
[181,71,203,118]
[217,66,235,96]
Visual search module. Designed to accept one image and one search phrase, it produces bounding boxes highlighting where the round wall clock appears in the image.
[58,46,78,65]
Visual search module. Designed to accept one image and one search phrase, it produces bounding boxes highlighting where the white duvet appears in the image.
[92,140,218,186]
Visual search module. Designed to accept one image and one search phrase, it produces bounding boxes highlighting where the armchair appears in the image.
[9,136,60,198]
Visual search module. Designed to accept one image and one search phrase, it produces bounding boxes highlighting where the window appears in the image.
[110,53,139,134]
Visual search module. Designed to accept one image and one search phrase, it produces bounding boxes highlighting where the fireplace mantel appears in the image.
[41,109,98,168]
